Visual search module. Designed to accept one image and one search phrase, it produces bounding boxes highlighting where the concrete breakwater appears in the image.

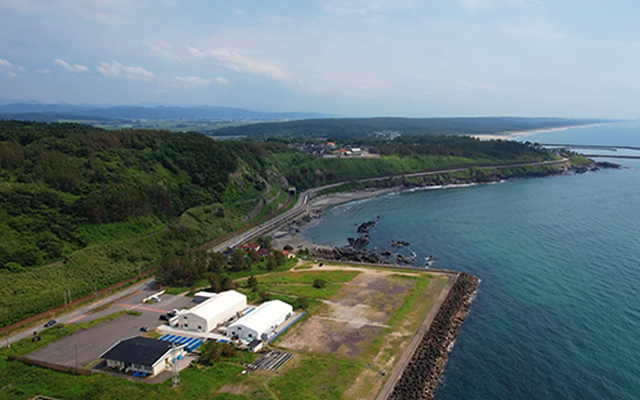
[388,273,479,400]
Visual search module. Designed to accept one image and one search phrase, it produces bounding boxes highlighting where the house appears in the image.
[238,243,261,253]
[256,248,272,257]
[178,290,247,332]
[226,300,293,342]
[100,337,185,376]
[334,149,348,156]
[282,250,296,259]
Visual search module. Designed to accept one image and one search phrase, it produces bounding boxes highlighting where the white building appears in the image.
[227,300,293,342]
[179,290,247,332]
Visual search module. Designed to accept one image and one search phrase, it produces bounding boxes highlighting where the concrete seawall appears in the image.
[378,273,479,400]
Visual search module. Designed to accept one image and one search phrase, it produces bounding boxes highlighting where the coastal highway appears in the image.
[209,157,570,252]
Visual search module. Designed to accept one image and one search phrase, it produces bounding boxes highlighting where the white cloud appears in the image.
[215,77,230,86]
[36,69,51,74]
[54,58,89,73]
[173,75,212,87]
[0,58,13,68]
[149,41,180,60]
[96,61,156,81]
[187,46,284,80]
[7,71,17,78]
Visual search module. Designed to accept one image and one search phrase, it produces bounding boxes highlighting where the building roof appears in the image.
[229,300,293,335]
[257,248,272,256]
[100,337,177,367]
[193,291,217,298]
[187,290,246,322]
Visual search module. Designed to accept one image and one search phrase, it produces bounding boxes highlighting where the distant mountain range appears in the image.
[0,101,330,121]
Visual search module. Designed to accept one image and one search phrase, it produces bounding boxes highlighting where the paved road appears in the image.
[1,279,156,349]
[24,292,192,369]
[210,157,570,252]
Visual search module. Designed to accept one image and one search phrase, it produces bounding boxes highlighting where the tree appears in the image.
[296,296,309,309]
[313,278,327,289]
[259,290,271,302]
[247,275,258,290]
[208,252,226,273]
[220,275,236,290]
[229,250,246,271]
[266,255,278,271]
[199,342,237,366]
[256,236,272,249]
[208,273,222,293]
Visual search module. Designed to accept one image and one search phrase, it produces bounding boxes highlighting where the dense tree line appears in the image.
[155,245,286,288]
[372,135,549,160]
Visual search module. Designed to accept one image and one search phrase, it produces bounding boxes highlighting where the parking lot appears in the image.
[25,292,194,369]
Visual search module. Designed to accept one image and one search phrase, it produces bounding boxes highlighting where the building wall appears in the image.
[227,325,259,341]
[180,313,207,332]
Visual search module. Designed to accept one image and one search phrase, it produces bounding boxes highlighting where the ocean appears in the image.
[302,122,640,400]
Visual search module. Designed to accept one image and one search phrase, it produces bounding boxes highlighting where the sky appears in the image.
[0,0,639,118]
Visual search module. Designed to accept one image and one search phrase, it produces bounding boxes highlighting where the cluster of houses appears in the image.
[234,243,296,260]
[287,141,372,158]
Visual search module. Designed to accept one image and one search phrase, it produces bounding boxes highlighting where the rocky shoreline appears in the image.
[272,160,620,252]
[388,273,480,400]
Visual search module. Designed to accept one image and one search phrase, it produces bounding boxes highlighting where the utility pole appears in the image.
[171,343,180,387]
[74,342,78,370]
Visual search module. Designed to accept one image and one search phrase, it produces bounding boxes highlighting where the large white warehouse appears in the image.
[179,290,246,332]
[227,300,293,342]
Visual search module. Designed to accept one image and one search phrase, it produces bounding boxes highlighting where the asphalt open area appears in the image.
[25,293,193,369]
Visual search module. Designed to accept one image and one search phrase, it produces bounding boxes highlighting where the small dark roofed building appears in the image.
[100,336,185,376]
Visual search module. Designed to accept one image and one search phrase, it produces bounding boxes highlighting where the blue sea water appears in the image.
[302,122,640,400]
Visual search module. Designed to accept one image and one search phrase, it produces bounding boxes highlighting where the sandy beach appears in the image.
[469,123,606,141]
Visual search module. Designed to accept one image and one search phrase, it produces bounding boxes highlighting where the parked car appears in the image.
[140,326,149,332]
[44,320,57,328]
[159,314,169,321]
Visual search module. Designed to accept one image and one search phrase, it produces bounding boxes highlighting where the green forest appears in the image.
[212,116,605,140]
[0,120,559,327]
